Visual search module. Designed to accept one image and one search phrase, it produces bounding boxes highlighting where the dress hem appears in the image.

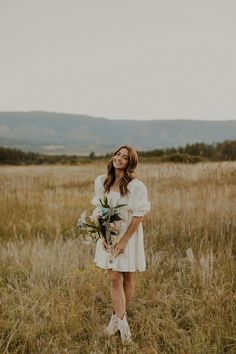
[94,261,146,273]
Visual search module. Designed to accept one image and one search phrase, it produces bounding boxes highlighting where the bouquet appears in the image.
[76,196,126,262]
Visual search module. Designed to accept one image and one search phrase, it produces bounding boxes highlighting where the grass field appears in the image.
[0,162,235,353]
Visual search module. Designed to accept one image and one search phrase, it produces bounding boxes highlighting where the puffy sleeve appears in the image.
[91,175,105,206]
[127,179,151,217]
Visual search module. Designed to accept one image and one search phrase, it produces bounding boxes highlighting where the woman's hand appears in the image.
[102,238,128,256]
[114,238,128,257]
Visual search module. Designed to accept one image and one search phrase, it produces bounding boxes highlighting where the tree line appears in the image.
[138,140,236,163]
[0,140,236,165]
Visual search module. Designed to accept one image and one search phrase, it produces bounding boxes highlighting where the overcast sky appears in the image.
[0,0,236,120]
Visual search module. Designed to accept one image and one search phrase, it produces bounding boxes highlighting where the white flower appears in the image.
[80,211,87,223]
[108,223,120,234]
[76,211,87,228]
[90,209,100,227]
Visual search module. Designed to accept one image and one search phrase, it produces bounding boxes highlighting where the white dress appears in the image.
[91,175,151,272]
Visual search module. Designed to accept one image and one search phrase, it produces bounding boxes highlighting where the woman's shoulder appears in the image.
[94,174,106,186]
[95,174,106,181]
[93,175,106,195]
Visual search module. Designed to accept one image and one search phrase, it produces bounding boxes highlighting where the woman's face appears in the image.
[113,148,129,171]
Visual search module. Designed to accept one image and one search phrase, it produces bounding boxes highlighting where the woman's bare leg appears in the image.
[108,270,126,319]
[123,272,134,310]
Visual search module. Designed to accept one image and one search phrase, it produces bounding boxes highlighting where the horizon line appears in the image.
[0,110,235,122]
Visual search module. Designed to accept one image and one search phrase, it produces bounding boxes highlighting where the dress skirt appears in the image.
[94,222,146,272]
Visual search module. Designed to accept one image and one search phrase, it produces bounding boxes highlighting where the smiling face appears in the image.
[105,145,138,195]
[112,147,129,171]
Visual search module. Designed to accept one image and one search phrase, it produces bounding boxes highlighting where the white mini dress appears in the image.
[91,175,151,272]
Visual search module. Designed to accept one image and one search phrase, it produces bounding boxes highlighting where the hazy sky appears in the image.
[0,0,236,120]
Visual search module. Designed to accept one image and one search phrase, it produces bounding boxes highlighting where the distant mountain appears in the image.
[0,111,235,154]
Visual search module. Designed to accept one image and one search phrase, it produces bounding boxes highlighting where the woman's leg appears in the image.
[123,272,134,310]
[108,270,126,319]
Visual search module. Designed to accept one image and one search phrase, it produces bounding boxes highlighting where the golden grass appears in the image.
[0,162,235,353]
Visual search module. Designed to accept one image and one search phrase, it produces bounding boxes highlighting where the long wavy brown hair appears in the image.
[104,145,139,196]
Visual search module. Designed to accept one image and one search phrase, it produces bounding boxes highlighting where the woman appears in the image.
[91,145,150,343]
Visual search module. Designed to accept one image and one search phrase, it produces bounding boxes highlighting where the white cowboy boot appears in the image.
[117,313,132,343]
[104,313,119,335]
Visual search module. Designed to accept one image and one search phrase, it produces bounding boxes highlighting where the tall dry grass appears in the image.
[0,162,235,353]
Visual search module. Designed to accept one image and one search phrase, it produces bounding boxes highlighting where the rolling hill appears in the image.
[0,111,235,154]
